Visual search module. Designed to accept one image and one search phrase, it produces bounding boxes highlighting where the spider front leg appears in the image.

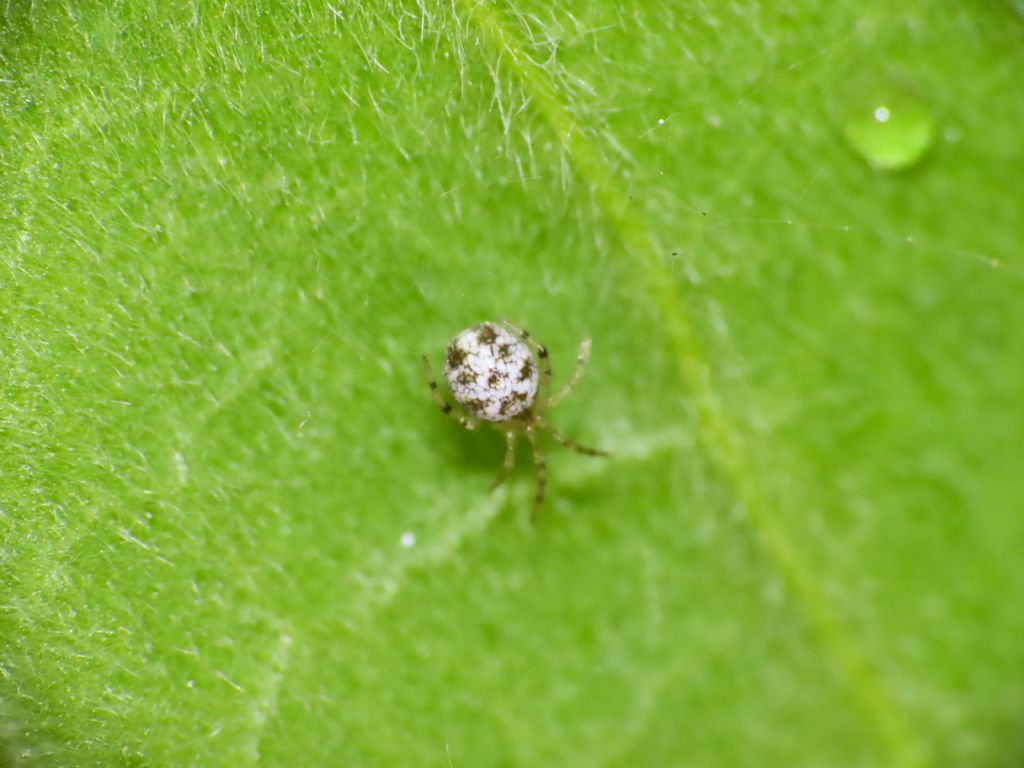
[526,428,547,520]
[489,431,518,491]
[541,419,608,457]
[421,355,478,430]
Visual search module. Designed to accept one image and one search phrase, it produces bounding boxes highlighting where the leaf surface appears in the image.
[1,1,1023,766]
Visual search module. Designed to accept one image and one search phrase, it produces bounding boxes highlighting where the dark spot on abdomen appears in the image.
[447,346,468,368]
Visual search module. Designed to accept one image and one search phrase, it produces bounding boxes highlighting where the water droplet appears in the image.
[841,86,935,171]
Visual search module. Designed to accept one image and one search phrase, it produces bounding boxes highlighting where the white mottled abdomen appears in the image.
[443,322,539,421]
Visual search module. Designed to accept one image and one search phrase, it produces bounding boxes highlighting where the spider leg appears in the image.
[421,355,478,430]
[540,418,608,457]
[525,428,547,521]
[489,431,518,491]
[545,337,591,408]
[499,319,552,394]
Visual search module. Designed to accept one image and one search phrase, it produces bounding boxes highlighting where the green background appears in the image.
[2,1,1023,765]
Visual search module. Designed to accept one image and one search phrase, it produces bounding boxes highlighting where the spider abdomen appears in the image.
[443,322,539,421]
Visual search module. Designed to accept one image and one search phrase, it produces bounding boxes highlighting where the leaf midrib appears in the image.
[454,2,926,765]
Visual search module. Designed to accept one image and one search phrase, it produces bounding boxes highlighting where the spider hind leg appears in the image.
[422,354,478,430]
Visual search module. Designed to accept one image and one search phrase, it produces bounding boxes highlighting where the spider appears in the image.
[422,320,607,519]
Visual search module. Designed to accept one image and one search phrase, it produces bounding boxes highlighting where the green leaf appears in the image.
[2,1,1023,765]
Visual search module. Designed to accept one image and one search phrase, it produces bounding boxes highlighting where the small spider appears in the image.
[422,320,607,519]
